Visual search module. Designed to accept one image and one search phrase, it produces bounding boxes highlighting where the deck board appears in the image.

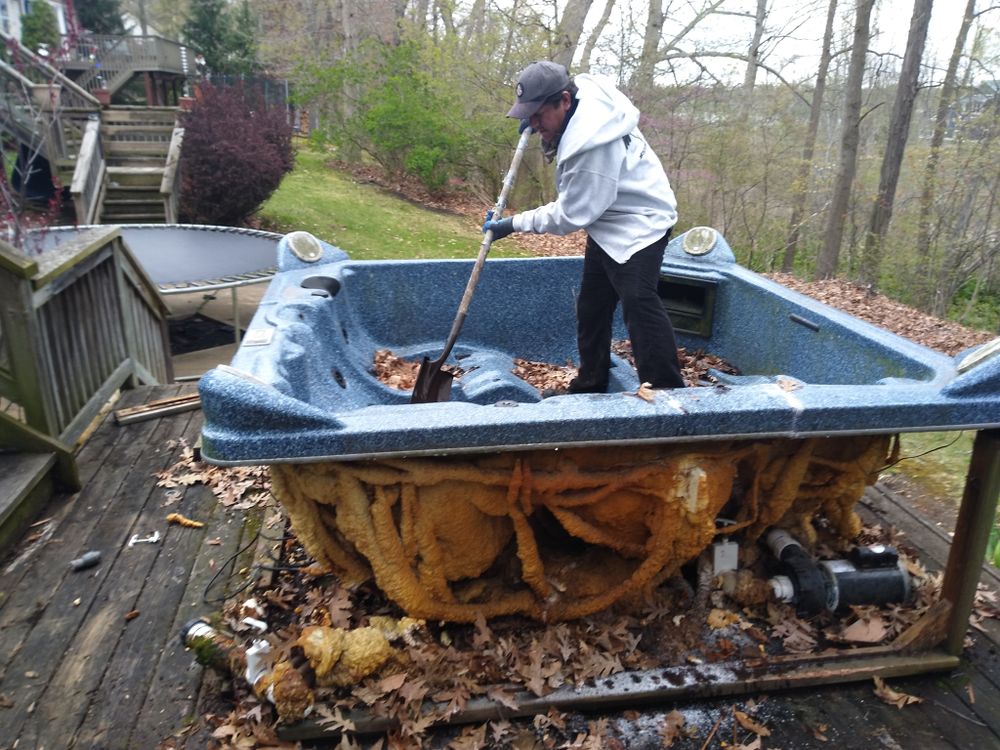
[0,387,202,748]
[0,383,998,749]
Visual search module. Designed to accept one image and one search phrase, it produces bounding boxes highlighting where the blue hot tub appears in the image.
[197,228,1000,465]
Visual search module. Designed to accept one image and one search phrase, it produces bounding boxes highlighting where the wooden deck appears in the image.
[1,383,999,749]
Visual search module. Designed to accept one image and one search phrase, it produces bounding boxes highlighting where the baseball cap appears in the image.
[507,61,570,119]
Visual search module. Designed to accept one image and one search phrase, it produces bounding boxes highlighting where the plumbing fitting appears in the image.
[765,529,911,615]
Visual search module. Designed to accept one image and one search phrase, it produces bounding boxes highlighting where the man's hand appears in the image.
[482,214,514,241]
[519,119,532,134]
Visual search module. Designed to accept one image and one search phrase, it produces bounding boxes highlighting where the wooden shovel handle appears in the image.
[432,128,533,367]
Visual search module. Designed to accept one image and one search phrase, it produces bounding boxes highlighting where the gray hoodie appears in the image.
[511,74,678,264]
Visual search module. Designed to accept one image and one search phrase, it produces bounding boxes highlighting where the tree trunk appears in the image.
[782,0,837,272]
[552,0,595,68]
[413,0,430,28]
[580,0,616,71]
[742,0,768,93]
[815,0,874,280]
[915,0,976,306]
[632,0,664,90]
[462,0,486,43]
[858,0,933,287]
[436,0,456,37]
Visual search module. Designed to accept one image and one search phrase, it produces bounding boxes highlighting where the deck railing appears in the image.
[0,31,102,110]
[60,34,192,95]
[70,119,106,224]
[0,227,171,450]
[160,127,184,223]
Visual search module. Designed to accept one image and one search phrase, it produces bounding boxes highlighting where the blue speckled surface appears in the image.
[198,229,1000,464]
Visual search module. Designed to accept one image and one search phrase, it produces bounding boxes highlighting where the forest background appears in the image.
[117,0,1000,332]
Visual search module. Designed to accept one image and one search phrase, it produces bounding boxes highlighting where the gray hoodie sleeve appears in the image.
[512,139,625,236]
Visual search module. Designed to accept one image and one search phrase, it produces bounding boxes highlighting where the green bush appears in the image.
[298,37,514,195]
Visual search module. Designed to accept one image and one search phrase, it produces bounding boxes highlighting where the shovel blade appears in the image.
[410,357,454,404]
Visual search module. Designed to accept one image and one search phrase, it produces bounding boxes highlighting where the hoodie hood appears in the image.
[558,74,640,162]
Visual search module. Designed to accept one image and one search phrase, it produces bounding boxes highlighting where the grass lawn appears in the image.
[885,430,973,502]
[258,145,532,261]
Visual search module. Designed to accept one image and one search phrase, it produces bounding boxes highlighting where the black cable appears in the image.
[202,527,263,604]
[881,432,965,472]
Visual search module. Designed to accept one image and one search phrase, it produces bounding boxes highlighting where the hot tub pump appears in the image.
[766,529,912,615]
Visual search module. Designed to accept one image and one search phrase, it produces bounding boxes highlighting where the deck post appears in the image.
[943,428,1000,655]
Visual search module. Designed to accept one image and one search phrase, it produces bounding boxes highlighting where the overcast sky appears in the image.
[581,0,985,84]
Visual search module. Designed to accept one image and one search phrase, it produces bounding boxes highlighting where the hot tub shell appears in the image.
[198,228,1000,710]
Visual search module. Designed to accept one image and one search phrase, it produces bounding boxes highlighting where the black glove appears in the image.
[483,216,515,241]
[519,119,532,134]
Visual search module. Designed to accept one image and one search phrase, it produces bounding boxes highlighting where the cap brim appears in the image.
[507,99,544,119]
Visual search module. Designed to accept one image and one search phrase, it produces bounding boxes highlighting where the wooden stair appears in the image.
[0,451,57,554]
[98,107,179,223]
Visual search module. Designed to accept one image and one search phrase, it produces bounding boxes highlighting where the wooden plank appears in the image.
[0,398,198,746]
[943,430,1000,654]
[0,387,160,649]
[100,494,267,748]
[279,651,960,742]
[17,405,204,750]
[114,393,201,424]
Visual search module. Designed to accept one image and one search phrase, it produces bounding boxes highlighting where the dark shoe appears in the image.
[542,378,607,398]
[568,377,607,394]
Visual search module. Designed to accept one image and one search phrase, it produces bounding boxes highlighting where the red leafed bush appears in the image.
[179,83,293,226]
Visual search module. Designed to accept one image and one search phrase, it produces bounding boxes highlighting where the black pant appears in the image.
[574,232,684,390]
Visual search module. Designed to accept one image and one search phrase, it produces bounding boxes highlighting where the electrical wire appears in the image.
[201,526,314,604]
[880,431,965,472]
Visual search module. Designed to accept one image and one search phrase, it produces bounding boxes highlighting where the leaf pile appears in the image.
[765,273,993,356]
[373,341,739,394]
[155,439,271,510]
[188,514,954,749]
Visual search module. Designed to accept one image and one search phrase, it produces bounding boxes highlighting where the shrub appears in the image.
[179,83,293,226]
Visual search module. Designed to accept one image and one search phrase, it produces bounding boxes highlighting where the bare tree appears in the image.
[579,0,616,71]
[858,0,933,287]
[743,0,768,93]
[782,0,838,272]
[552,0,595,68]
[816,0,874,279]
[915,0,977,305]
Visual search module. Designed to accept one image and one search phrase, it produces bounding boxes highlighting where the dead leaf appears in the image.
[659,709,685,746]
[734,709,771,737]
[486,686,520,711]
[707,608,741,630]
[776,375,801,391]
[811,722,829,741]
[873,676,923,708]
[124,610,140,621]
[473,612,494,650]
[0,693,13,709]
[634,382,655,402]
[839,615,888,644]
[379,673,406,693]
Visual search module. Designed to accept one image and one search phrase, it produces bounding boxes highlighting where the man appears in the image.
[485,61,685,394]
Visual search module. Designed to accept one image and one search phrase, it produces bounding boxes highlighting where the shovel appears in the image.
[410,127,533,404]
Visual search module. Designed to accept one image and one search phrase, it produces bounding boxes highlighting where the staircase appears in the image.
[61,34,192,100]
[0,451,57,553]
[100,107,181,223]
